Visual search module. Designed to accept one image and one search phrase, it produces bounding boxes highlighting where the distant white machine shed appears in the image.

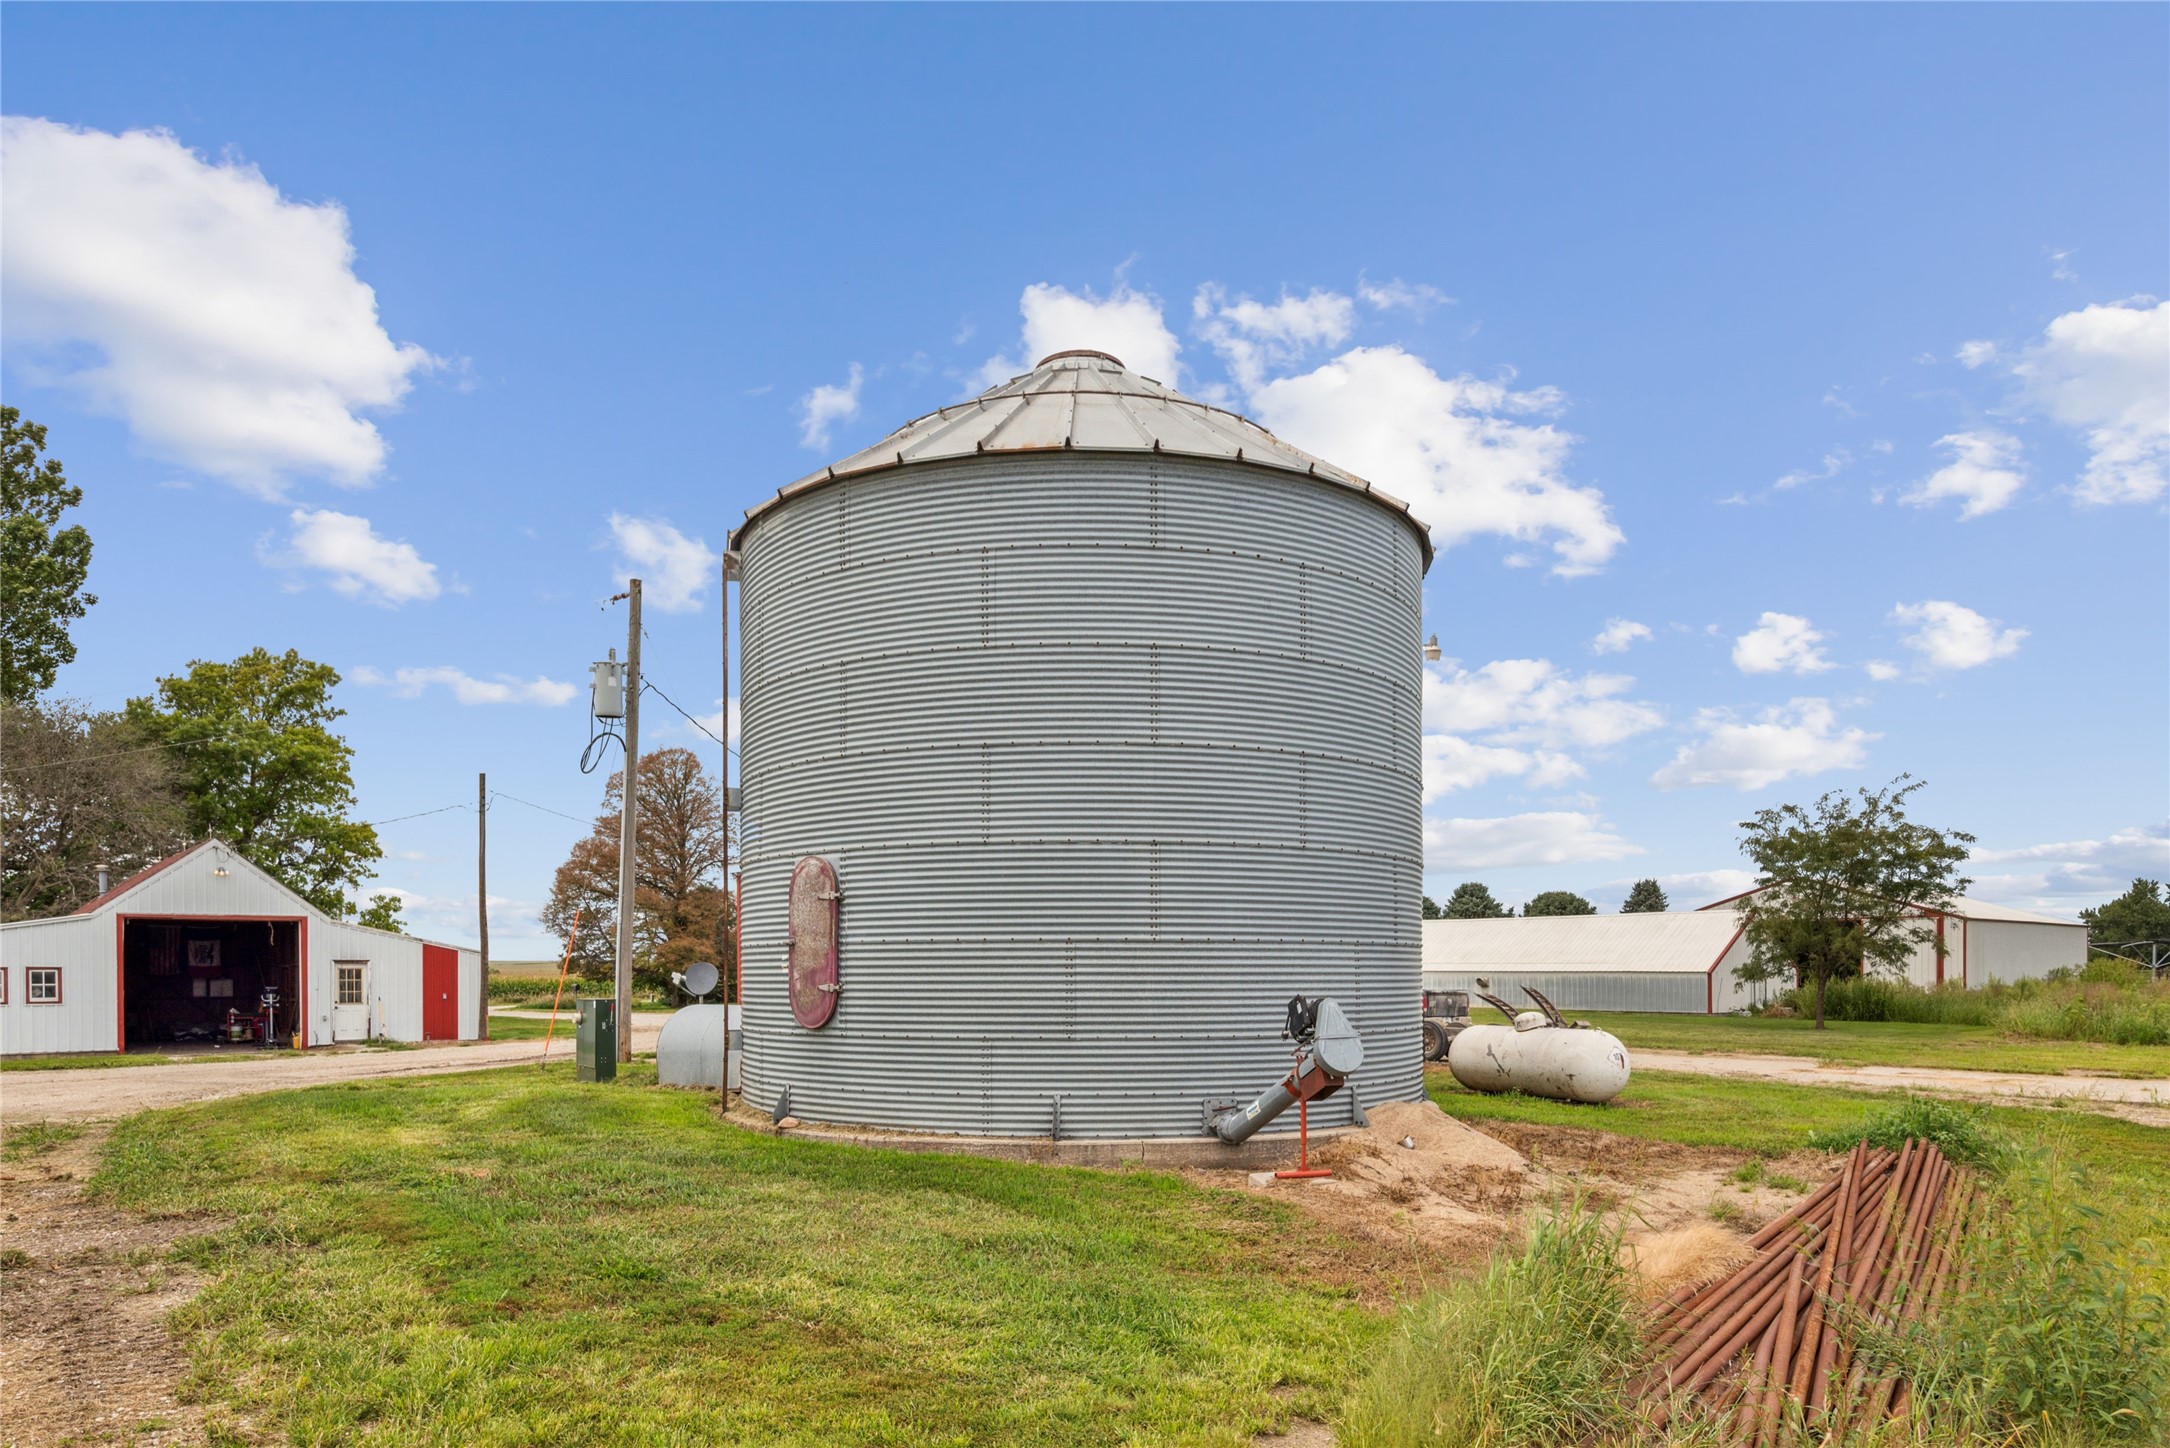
[1422,892,2089,1015]
[0,840,483,1056]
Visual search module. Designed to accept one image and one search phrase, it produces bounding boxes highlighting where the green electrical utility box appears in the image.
[576,998,617,1082]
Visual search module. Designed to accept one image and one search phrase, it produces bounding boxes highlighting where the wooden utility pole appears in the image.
[477,771,490,1040]
[614,579,642,1062]
[720,551,735,1103]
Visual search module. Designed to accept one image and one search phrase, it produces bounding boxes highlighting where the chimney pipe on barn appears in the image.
[96,863,110,896]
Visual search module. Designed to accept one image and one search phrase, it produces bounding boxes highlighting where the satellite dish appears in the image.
[683,961,720,999]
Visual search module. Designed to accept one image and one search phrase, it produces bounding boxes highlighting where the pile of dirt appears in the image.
[1299,1099,1531,1243]
[1233,1099,1836,1279]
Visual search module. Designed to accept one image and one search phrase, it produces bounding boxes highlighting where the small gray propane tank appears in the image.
[1447,1022,1631,1104]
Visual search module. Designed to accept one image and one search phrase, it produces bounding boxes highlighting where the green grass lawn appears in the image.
[1474,1007,2170,1078]
[473,1014,557,1041]
[90,1065,1400,1447]
[2,1047,312,1071]
[2,1019,560,1067]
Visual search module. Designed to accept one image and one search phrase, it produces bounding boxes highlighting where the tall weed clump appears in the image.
[1997,981,2170,1047]
[1891,1148,2170,1444]
[1780,978,2002,1026]
[1807,1097,2010,1170]
[1774,962,2170,1045]
[1341,1202,1641,1448]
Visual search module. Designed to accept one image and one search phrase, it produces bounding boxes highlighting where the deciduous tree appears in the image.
[1621,879,1669,913]
[126,648,381,916]
[540,747,732,991]
[1,408,95,705]
[2081,880,2170,957]
[356,894,406,933]
[1524,890,1596,917]
[1,698,187,919]
[1443,882,1509,919]
[1731,775,1972,1029]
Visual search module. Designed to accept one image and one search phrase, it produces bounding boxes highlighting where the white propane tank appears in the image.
[1446,1023,1631,1104]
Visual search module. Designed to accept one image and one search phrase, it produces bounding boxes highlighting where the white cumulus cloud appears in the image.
[1248,346,1623,576]
[1423,734,1582,802]
[974,282,1181,390]
[1424,659,1664,750]
[2012,298,2169,506]
[1418,659,1658,802]
[1956,340,1999,369]
[1732,612,1833,676]
[1358,275,1452,315]
[1903,431,2026,519]
[1864,660,1903,682]
[1591,619,1652,655]
[271,508,440,605]
[0,117,438,495]
[1891,600,2026,672]
[607,513,717,614]
[1193,284,1356,391]
[1652,698,1875,791]
[1424,811,1641,869]
[797,363,864,451]
[352,666,575,706]
[1965,823,2169,918]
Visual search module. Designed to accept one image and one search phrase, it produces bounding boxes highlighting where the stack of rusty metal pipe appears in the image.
[1640,1139,1980,1442]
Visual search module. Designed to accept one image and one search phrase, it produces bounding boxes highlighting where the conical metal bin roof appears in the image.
[731,349,1433,568]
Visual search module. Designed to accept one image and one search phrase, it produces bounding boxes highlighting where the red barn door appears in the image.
[422,945,459,1040]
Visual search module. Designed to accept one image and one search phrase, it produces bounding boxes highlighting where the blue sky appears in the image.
[4,4,2165,954]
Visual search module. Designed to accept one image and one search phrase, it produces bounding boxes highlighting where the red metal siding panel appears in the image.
[422,945,459,1040]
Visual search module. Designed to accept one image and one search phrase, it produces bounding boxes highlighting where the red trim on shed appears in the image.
[115,914,310,1050]
[1705,925,1745,1013]
[26,966,63,1004]
[74,842,216,915]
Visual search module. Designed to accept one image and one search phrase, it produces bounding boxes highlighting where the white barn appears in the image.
[0,840,483,1057]
[1423,893,2089,1015]
[1423,912,1759,1015]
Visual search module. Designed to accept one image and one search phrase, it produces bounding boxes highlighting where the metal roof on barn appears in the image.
[1423,912,1746,975]
[731,349,1434,565]
[1694,885,2080,928]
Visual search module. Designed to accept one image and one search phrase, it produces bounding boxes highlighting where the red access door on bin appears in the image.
[422,945,459,1040]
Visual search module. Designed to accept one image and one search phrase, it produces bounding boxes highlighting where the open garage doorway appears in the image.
[121,917,302,1050]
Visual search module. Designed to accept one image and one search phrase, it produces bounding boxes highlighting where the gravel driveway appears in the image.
[1,1015,671,1126]
[1634,1049,2170,1126]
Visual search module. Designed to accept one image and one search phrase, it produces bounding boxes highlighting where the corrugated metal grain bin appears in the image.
[727,350,1433,1137]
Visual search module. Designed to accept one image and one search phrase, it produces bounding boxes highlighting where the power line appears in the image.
[490,789,594,827]
[359,803,473,828]
[0,728,252,774]
[642,676,738,758]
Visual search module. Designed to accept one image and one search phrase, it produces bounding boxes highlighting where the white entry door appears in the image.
[331,961,370,1041]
